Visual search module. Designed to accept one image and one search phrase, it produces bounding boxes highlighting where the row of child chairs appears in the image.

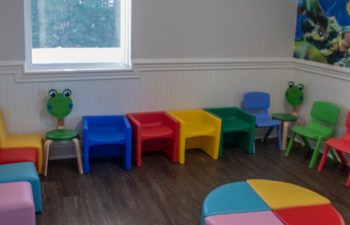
[83,92,283,172]
[84,109,246,172]
[0,92,283,174]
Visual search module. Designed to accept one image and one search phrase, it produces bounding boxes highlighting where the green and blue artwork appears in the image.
[47,89,73,119]
[294,0,350,67]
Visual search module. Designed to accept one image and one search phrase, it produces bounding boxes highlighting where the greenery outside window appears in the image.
[25,0,131,73]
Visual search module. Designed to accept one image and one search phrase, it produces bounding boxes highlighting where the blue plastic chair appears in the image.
[0,162,42,212]
[242,92,282,152]
[83,115,132,173]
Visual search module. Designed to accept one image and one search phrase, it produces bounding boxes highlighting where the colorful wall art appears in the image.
[294,0,350,67]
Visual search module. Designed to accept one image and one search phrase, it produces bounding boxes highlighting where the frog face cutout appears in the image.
[285,81,304,107]
[47,89,73,119]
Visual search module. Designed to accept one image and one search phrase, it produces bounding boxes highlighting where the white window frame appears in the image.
[24,0,132,74]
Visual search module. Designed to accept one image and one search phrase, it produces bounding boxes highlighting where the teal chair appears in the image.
[205,107,256,157]
[285,101,340,168]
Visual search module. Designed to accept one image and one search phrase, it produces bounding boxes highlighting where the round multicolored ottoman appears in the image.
[201,179,345,225]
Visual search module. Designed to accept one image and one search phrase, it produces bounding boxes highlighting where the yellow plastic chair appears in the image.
[0,111,43,173]
[168,110,221,164]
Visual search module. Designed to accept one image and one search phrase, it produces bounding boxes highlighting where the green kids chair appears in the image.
[204,107,256,157]
[272,81,304,150]
[285,101,340,168]
[43,89,83,176]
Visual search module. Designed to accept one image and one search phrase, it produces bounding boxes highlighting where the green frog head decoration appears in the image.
[47,89,73,119]
[285,81,304,107]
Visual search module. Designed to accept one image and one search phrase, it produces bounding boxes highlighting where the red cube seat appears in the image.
[274,204,345,225]
[0,148,39,171]
[127,111,179,167]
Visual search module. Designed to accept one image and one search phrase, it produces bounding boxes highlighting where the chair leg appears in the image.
[277,125,282,151]
[281,122,289,150]
[83,143,90,173]
[263,127,274,142]
[124,133,132,170]
[309,139,322,169]
[43,139,53,176]
[218,133,224,158]
[178,137,186,164]
[285,132,296,157]
[135,140,142,167]
[72,138,83,174]
[317,145,330,172]
[336,150,348,165]
[172,137,179,162]
[301,136,312,151]
[346,174,350,187]
[201,136,218,160]
[330,149,340,163]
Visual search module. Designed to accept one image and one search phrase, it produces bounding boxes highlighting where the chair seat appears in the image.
[184,122,215,136]
[46,129,78,140]
[292,126,330,140]
[87,128,126,143]
[141,124,174,139]
[256,119,280,128]
[222,118,250,133]
[325,138,350,154]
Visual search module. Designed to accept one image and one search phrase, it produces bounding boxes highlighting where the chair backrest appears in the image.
[345,110,350,129]
[170,110,203,123]
[83,115,123,129]
[0,111,8,146]
[242,92,270,111]
[310,101,340,126]
[128,112,164,125]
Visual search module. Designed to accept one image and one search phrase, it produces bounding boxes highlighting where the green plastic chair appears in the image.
[285,101,340,168]
[204,107,256,157]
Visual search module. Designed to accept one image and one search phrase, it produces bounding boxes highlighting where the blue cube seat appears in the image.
[0,162,42,212]
[201,181,270,224]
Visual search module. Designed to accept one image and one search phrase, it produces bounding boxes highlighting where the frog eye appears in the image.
[288,81,295,88]
[48,89,57,98]
[297,84,304,91]
[63,89,72,98]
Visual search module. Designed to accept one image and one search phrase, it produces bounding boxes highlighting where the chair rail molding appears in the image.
[293,58,350,81]
[0,58,293,82]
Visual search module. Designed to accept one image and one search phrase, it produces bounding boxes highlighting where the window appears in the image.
[24,0,131,72]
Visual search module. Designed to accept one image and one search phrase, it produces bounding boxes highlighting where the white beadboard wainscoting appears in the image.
[293,59,350,138]
[0,58,292,158]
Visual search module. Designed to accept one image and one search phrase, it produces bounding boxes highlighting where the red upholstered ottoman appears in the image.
[0,148,39,172]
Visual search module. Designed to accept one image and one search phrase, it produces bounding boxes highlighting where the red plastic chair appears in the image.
[318,111,350,187]
[127,111,179,167]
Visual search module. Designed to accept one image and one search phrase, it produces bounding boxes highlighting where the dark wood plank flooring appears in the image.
[37,140,350,225]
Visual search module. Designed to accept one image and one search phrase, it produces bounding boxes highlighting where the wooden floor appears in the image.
[37,140,350,225]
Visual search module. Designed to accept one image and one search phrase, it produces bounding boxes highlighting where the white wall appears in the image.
[0,0,297,61]
[0,0,297,158]
[132,0,296,58]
